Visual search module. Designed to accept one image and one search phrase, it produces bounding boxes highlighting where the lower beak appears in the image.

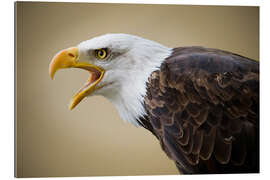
[49,47,105,110]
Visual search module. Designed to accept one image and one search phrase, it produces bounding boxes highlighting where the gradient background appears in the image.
[15,2,259,177]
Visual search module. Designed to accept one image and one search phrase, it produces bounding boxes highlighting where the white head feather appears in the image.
[78,34,172,126]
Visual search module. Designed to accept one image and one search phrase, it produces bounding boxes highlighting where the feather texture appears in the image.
[140,47,259,174]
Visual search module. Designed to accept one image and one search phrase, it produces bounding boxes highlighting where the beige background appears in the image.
[15,2,259,177]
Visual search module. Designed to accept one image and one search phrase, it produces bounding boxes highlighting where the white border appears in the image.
[1,0,268,180]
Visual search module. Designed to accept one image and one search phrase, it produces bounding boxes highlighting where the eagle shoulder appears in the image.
[142,47,259,174]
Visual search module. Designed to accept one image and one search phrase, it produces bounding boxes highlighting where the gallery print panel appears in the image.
[15,1,259,177]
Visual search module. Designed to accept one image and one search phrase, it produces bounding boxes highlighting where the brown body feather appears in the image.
[139,47,259,174]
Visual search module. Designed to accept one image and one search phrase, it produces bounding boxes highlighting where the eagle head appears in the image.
[49,34,171,126]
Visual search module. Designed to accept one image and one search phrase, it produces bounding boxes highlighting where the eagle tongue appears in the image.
[76,71,100,94]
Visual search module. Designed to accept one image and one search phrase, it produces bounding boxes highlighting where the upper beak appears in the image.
[49,47,105,110]
[49,47,79,80]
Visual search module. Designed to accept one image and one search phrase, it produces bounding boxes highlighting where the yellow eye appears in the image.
[95,49,108,60]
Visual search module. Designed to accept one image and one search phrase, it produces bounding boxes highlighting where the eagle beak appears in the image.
[49,47,105,110]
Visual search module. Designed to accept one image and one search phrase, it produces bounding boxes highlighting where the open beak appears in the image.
[49,47,105,110]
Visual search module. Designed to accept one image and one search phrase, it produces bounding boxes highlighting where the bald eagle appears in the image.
[49,34,259,174]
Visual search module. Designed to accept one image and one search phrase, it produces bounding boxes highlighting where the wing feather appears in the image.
[143,47,259,174]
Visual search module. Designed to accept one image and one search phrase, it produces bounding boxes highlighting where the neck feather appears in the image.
[109,41,172,126]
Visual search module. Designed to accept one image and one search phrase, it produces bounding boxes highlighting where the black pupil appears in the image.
[99,50,104,57]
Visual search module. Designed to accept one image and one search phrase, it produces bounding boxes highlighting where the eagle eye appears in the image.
[95,48,108,60]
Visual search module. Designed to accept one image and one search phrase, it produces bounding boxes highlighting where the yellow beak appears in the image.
[49,47,105,110]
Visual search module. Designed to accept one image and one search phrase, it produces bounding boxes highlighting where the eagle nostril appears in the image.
[68,53,75,58]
